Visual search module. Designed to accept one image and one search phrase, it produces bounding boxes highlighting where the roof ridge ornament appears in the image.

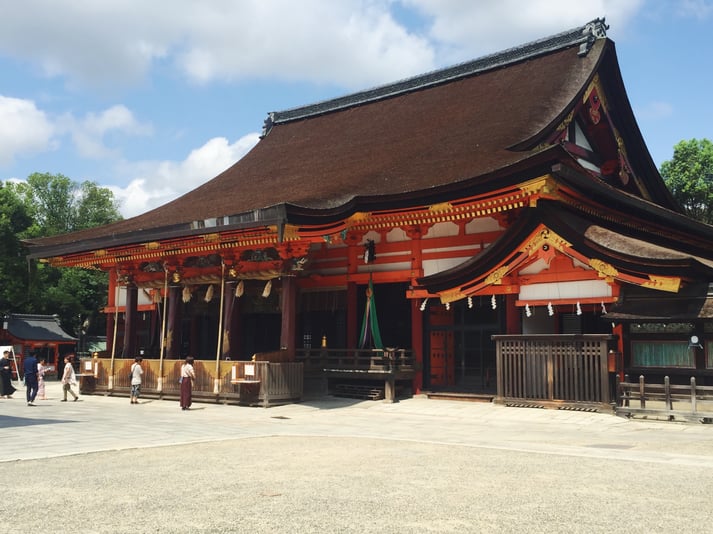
[579,17,609,56]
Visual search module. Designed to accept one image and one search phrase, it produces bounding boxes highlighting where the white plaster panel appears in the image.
[422,257,470,277]
[519,280,612,300]
[465,217,502,234]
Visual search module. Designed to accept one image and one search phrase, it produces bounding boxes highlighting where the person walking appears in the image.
[23,351,39,406]
[179,356,195,410]
[36,357,49,400]
[60,355,79,402]
[0,350,16,399]
[129,356,143,404]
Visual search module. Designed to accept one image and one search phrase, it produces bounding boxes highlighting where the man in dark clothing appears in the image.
[23,352,39,406]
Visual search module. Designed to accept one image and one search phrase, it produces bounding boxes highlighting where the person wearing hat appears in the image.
[0,350,16,398]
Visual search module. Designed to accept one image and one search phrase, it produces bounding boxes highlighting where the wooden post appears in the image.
[664,375,672,410]
[214,264,225,395]
[158,268,168,394]
[691,376,697,414]
[639,375,645,409]
[384,373,396,403]
[123,283,138,360]
[280,276,297,359]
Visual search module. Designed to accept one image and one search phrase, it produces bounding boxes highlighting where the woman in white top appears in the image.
[61,355,78,401]
[179,356,196,410]
[129,356,144,404]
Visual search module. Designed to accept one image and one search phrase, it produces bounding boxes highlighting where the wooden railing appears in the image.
[617,375,713,422]
[296,348,414,373]
[295,348,415,402]
[493,334,612,408]
[78,358,302,407]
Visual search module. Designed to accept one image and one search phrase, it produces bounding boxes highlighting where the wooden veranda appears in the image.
[78,357,303,407]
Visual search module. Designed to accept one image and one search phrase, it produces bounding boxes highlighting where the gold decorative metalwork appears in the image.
[555,109,575,132]
[642,276,681,293]
[439,289,465,304]
[522,228,571,255]
[428,202,453,213]
[582,74,609,110]
[590,258,618,279]
[484,266,509,285]
[282,224,300,240]
[145,242,160,250]
[520,176,559,206]
[203,233,220,243]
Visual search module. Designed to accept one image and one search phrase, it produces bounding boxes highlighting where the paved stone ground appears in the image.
[1,381,713,533]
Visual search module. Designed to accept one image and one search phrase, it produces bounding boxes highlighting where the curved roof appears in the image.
[4,314,77,343]
[28,18,663,261]
[418,198,713,295]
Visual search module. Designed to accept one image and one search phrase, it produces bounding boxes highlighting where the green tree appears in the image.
[0,183,33,313]
[660,138,713,224]
[7,173,122,337]
[12,172,121,238]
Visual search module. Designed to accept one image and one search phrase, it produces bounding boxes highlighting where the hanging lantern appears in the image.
[182,286,192,303]
[236,280,244,298]
[364,240,376,264]
[204,284,214,302]
[262,279,272,298]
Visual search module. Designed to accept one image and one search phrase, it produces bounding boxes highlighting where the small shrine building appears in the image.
[24,19,713,405]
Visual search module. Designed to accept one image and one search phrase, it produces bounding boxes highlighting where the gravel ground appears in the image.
[3,434,713,534]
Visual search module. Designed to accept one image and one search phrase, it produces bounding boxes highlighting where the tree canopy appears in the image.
[660,138,713,224]
[1,173,122,338]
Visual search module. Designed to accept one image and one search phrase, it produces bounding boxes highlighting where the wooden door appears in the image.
[429,307,454,386]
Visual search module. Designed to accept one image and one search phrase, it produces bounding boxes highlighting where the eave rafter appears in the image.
[44,224,313,270]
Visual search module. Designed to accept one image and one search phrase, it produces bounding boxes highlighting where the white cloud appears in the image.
[0,1,435,90]
[401,0,644,60]
[0,95,55,166]
[111,133,260,218]
[58,105,153,159]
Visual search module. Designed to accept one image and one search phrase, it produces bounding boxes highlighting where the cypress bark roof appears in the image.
[27,18,655,260]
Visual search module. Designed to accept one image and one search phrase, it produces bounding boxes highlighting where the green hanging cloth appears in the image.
[359,277,383,349]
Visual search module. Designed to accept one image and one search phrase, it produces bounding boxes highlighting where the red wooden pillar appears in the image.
[280,277,297,359]
[222,281,237,360]
[407,225,425,393]
[411,298,423,394]
[106,313,115,357]
[106,271,117,356]
[122,283,138,359]
[166,285,181,359]
[347,282,358,349]
[231,293,241,359]
[505,294,521,334]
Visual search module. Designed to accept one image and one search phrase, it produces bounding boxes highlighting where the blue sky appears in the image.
[1,1,711,218]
